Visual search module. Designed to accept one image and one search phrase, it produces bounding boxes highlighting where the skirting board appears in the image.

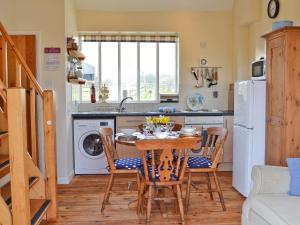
[58,170,74,184]
[218,162,232,171]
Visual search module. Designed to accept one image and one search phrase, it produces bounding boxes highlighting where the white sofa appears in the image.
[242,165,300,225]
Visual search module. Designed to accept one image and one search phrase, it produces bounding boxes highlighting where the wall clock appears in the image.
[268,0,280,19]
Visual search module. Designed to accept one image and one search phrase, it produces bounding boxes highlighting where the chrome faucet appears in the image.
[117,96,133,112]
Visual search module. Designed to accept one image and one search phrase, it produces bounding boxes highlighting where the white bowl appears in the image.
[180,127,196,134]
[120,128,136,136]
[154,132,169,139]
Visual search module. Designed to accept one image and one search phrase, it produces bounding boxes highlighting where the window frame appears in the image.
[77,37,179,103]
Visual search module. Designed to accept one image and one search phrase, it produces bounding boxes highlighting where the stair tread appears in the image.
[30,199,51,225]
[4,177,40,206]
[0,131,8,138]
[0,154,9,170]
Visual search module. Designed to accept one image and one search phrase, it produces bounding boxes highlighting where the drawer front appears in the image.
[116,116,185,132]
[116,116,145,132]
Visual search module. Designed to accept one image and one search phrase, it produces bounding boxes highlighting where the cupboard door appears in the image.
[267,118,285,165]
[266,36,285,165]
[284,33,300,159]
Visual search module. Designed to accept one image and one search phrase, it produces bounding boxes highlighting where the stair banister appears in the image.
[0,22,43,97]
[0,21,58,224]
[7,88,31,225]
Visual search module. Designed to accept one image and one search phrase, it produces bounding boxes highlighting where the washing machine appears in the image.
[74,119,114,174]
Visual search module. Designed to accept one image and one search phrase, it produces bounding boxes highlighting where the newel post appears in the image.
[7,88,31,225]
[43,90,57,221]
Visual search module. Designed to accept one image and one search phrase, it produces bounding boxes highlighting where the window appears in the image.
[75,34,179,102]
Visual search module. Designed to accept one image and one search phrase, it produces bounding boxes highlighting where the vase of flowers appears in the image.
[145,116,170,132]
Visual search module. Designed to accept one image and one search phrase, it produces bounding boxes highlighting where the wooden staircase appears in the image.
[0,22,57,225]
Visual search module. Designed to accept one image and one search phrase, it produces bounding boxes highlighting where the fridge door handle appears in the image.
[234,124,253,130]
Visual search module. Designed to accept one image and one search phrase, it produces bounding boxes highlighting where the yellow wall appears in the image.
[64,0,78,183]
[233,0,300,80]
[249,0,300,62]
[77,10,234,110]
[0,0,73,183]
[0,0,16,27]
[232,0,250,81]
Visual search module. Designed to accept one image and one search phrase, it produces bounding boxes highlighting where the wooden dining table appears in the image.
[115,132,202,217]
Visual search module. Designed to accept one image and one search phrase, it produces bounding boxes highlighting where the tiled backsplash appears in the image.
[74,85,229,112]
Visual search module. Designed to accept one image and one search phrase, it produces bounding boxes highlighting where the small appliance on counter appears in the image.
[251,57,265,80]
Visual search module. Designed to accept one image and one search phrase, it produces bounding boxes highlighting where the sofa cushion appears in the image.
[247,194,300,225]
[287,158,300,196]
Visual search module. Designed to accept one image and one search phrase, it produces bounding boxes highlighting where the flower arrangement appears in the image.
[146,116,170,127]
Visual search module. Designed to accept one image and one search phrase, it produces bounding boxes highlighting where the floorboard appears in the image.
[47,172,244,225]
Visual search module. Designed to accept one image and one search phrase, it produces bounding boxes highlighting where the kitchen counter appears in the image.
[72,110,234,119]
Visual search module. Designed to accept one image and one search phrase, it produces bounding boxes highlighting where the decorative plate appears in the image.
[187,93,204,111]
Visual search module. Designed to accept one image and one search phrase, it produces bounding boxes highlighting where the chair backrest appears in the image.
[202,127,228,168]
[99,127,117,171]
[135,137,201,184]
[138,123,183,132]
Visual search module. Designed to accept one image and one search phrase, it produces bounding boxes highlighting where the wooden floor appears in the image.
[47,172,244,225]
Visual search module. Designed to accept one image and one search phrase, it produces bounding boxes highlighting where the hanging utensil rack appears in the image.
[191,66,222,88]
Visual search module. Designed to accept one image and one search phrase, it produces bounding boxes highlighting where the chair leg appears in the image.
[172,185,178,213]
[136,172,141,190]
[176,184,185,225]
[206,172,213,200]
[213,171,226,211]
[101,173,114,213]
[146,185,153,225]
[185,171,192,214]
[137,180,145,215]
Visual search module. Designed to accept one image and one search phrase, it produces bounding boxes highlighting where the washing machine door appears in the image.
[78,130,106,159]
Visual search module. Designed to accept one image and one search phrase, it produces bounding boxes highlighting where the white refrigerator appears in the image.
[232,80,266,197]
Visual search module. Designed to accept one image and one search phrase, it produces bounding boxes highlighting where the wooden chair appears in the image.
[99,128,142,213]
[185,127,228,212]
[135,137,201,225]
[138,123,183,132]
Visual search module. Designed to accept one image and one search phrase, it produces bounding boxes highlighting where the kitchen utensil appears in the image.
[192,69,202,88]
[192,70,198,80]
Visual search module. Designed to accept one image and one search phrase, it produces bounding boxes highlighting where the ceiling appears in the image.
[75,0,234,11]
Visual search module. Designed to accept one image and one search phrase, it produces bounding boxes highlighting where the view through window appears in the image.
[73,35,178,102]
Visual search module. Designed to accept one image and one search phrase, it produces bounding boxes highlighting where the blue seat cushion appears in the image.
[287,158,300,196]
[187,157,212,168]
[114,158,143,170]
[140,164,179,181]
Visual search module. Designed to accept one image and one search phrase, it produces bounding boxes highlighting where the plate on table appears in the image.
[116,133,138,141]
[187,93,204,111]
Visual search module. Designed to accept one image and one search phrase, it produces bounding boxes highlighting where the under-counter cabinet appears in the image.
[219,116,233,171]
[263,27,300,166]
